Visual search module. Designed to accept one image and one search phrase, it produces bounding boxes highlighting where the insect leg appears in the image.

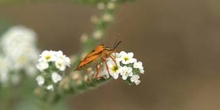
[102,57,110,75]
[108,55,117,66]
[95,64,101,78]
[103,50,118,66]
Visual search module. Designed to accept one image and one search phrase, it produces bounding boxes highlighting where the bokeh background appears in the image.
[1,0,220,110]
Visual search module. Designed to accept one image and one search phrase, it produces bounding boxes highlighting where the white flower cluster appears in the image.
[97,1,116,10]
[99,51,144,85]
[90,1,116,40]
[36,50,70,91]
[0,25,39,86]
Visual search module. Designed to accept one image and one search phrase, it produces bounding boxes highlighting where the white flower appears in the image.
[55,51,70,67]
[37,50,70,72]
[120,51,136,64]
[51,72,62,83]
[36,75,45,86]
[40,50,56,62]
[1,26,37,47]
[90,15,99,24]
[108,63,121,79]
[55,59,66,71]
[107,2,116,10]
[102,14,113,22]
[64,57,71,66]
[80,33,88,43]
[98,56,121,79]
[36,61,49,71]
[140,69,145,74]
[133,61,145,74]
[133,61,142,68]
[120,66,133,80]
[1,26,37,58]
[97,3,105,10]
[53,50,63,57]
[111,52,121,64]
[46,84,54,91]
[98,64,110,79]
[93,30,103,40]
[130,75,141,85]
[0,25,39,77]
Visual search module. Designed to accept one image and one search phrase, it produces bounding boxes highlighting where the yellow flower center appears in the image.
[57,62,62,67]
[124,57,129,61]
[112,65,118,72]
[45,55,51,60]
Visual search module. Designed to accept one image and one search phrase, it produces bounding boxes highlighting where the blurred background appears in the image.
[1,0,220,110]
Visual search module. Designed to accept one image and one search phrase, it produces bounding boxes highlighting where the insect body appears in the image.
[75,41,122,78]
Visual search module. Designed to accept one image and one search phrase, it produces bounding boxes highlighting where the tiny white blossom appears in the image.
[107,2,116,10]
[102,13,113,22]
[120,66,133,80]
[98,57,121,79]
[64,57,71,66]
[56,52,70,67]
[140,69,145,74]
[134,61,145,74]
[36,61,49,71]
[111,52,121,64]
[108,63,121,79]
[97,3,105,10]
[98,64,110,79]
[106,57,119,65]
[46,84,54,91]
[90,15,99,24]
[55,59,66,71]
[120,51,136,64]
[93,30,103,40]
[133,61,143,68]
[130,75,141,85]
[80,33,88,43]
[36,75,45,86]
[53,50,63,58]
[51,72,62,83]
[40,50,56,62]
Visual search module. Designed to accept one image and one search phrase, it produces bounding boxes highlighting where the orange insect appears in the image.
[75,41,122,78]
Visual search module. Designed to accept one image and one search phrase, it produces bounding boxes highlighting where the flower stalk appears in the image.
[33,1,144,107]
[0,0,143,110]
[80,0,119,52]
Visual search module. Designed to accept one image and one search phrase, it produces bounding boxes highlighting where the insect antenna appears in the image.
[112,40,122,51]
[106,37,122,50]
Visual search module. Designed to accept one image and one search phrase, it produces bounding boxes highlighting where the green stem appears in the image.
[82,2,119,52]
[36,0,124,105]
